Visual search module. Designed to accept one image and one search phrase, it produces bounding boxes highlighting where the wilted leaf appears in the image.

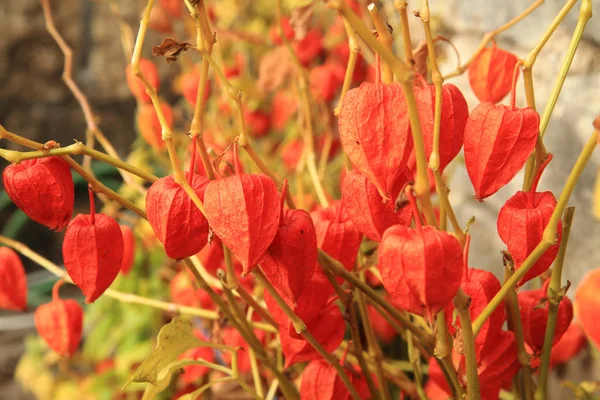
[257,46,294,93]
[152,38,192,63]
[412,40,429,77]
[290,4,313,40]
[128,318,217,385]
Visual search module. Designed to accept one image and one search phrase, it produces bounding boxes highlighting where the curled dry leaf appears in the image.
[152,38,193,63]
[412,39,430,76]
[257,46,295,93]
[290,4,313,41]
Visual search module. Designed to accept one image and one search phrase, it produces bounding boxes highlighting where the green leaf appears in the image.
[2,209,29,237]
[142,359,228,400]
[0,191,12,210]
[141,360,183,400]
[127,318,217,386]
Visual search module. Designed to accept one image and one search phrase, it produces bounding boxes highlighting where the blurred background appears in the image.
[0,0,599,398]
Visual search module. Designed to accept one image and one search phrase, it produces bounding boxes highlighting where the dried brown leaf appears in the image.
[290,4,313,40]
[412,39,429,77]
[257,46,294,92]
[152,38,192,63]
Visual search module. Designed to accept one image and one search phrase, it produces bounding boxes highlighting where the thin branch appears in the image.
[444,0,545,78]
[535,207,576,400]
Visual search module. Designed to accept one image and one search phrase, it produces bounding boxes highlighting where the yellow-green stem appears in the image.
[334,18,360,116]
[0,236,221,320]
[347,301,380,398]
[394,0,414,67]
[434,311,451,358]
[131,0,208,219]
[535,207,576,400]
[434,310,464,398]
[504,267,534,400]
[245,308,266,398]
[183,259,299,399]
[0,126,147,218]
[235,283,279,329]
[222,241,239,291]
[356,272,391,400]
[407,330,428,400]
[275,0,330,208]
[318,250,435,348]
[454,288,480,400]
[42,0,143,191]
[420,0,465,243]
[368,3,394,83]
[0,142,158,183]
[540,0,593,138]
[338,347,417,395]
[93,129,148,193]
[521,0,578,190]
